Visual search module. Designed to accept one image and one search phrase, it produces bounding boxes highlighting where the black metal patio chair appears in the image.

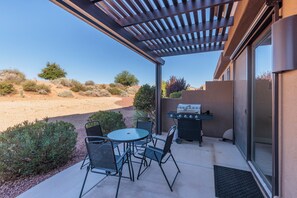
[79,136,132,198]
[133,117,154,154]
[137,125,181,191]
[80,121,120,169]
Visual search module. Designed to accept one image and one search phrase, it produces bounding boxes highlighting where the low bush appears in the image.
[22,80,38,92]
[79,89,111,97]
[109,83,126,90]
[0,69,26,84]
[85,80,95,86]
[0,82,15,96]
[51,78,73,87]
[0,120,77,179]
[70,80,87,92]
[57,90,73,98]
[169,91,182,98]
[22,80,51,94]
[107,87,122,95]
[88,111,126,135]
[126,86,138,95]
[119,90,129,97]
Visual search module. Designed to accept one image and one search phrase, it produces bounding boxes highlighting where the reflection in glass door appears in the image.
[251,33,272,187]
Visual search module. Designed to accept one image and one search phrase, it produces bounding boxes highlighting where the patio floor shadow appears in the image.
[17,136,249,198]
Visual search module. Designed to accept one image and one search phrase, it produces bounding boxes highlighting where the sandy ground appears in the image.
[0,96,135,198]
[0,97,125,132]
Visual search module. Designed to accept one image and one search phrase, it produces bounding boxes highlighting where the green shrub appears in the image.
[0,121,77,179]
[88,111,126,135]
[0,82,15,96]
[70,80,87,92]
[107,87,122,95]
[169,91,182,98]
[38,62,67,80]
[85,80,95,86]
[57,90,74,98]
[114,70,139,86]
[0,69,26,84]
[22,80,51,94]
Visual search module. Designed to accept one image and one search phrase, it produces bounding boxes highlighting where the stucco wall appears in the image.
[161,81,233,138]
[279,2,297,197]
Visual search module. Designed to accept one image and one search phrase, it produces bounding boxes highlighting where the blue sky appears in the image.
[0,1,221,87]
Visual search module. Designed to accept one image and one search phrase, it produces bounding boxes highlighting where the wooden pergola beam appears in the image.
[51,0,164,64]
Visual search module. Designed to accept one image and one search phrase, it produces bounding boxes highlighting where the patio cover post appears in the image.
[155,63,162,135]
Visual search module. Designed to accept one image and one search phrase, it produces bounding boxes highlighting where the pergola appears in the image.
[51,0,239,134]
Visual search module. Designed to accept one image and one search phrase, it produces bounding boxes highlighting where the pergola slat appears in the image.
[147,35,228,50]
[158,45,224,57]
[119,0,239,27]
[136,17,234,41]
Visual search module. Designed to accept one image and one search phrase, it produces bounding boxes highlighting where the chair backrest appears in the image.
[162,125,177,155]
[85,136,117,172]
[136,117,153,135]
[85,121,103,137]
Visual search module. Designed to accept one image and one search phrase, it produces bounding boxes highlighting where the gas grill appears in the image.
[168,104,213,146]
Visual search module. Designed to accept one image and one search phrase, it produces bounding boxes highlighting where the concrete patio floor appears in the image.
[18,136,249,198]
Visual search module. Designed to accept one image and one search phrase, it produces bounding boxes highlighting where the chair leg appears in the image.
[80,154,89,169]
[79,166,90,198]
[137,156,145,180]
[159,163,173,192]
[115,172,122,198]
[170,154,181,173]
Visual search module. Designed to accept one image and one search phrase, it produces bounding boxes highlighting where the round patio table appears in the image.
[107,128,149,181]
[107,128,149,143]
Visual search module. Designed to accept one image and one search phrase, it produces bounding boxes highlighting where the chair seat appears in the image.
[140,146,163,162]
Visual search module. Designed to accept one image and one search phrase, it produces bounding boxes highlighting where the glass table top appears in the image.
[107,128,149,142]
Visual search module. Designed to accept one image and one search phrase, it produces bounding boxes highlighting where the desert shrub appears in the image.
[169,91,182,98]
[79,89,111,97]
[126,86,139,95]
[0,82,15,96]
[114,70,139,86]
[38,62,67,80]
[98,84,107,89]
[22,80,51,94]
[36,84,51,94]
[51,78,73,87]
[0,69,26,84]
[119,90,129,97]
[88,111,126,135]
[109,83,126,90]
[0,120,77,179]
[58,90,73,98]
[107,87,122,95]
[70,80,87,92]
[85,80,95,86]
[22,80,38,91]
[133,84,155,119]
[165,76,190,97]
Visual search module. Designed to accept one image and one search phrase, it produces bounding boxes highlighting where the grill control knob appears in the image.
[178,114,182,118]
[184,115,188,118]
[189,115,193,119]
[195,115,199,119]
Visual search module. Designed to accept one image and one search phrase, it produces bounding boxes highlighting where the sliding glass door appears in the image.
[251,32,272,188]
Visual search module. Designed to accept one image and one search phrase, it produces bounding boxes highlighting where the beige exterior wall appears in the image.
[218,62,234,81]
[279,70,297,198]
[279,2,297,197]
[161,81,233,138]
